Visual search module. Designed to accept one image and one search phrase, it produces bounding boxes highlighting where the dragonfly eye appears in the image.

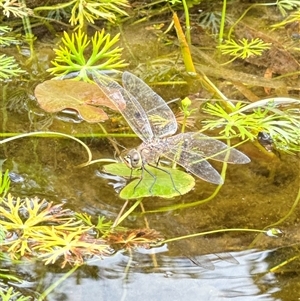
[124,150,142,169]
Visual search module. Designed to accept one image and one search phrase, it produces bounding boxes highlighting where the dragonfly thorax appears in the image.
[124,149,143,169]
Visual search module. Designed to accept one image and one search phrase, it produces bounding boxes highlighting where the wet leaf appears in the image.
[103,163,195,199]
[34,80,119,123]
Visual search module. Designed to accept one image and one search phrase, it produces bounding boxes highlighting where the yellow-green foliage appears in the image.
[0,194,111,267]
[47,30,127,81]
[202,98,300,154]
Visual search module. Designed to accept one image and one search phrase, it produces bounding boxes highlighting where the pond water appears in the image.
[13,249,288,301]
[0,106,299,300]
[1,1,300,300]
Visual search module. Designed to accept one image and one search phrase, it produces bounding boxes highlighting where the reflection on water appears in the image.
[6,248,284,301]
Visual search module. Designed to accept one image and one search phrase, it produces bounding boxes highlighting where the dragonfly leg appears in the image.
[132,164,157,195]
[143,165,157,195]
[128,168,133,181]
[148,163,181,195]
[132,167,143,193]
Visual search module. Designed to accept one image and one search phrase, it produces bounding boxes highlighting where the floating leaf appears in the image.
[35,80,120,123]
[103,163,195,199]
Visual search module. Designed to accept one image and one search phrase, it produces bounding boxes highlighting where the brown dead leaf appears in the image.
[35,80,120,123]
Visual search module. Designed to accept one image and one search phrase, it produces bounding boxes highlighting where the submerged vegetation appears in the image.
[0,0,300,299]
[217,38,271,64]
[0,26,25,80]
[47,30,128,81]
[34,0,129,29]
[202,98,300,153]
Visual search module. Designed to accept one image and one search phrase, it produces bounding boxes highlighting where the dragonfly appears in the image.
[93,71,250,193]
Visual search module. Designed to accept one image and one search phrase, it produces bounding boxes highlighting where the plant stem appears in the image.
[218,0,227,45]
[182,0,191,45]
[162,228,268,244]
[18,0,35,56]
[33,0,76,12]
[0,131,93,167]
[114,198,143,227]
[228,2,276,39]
[173,12,196,74]
[0,132,137,138]
[37,265,79,300]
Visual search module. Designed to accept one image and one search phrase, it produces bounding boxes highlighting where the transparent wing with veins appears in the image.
[93,71,250,185]
[161,132,250,184]
[122,71,177,138]
[93,72,154,142]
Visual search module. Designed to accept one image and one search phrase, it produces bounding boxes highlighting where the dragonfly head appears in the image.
[124,149,143,169]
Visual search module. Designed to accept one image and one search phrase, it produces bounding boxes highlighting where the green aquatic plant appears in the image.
[47,30,127,81]
[0,1,34,47]
[33,226,110,267]
[217,38,271,64]
[227,0,300,39]
[0,191,162,267]
[0,54,25,81]
[0,226,4,242]
[76,213,115,235]
[69,0,129,28]
[0,0,31,18]
[179,97,197,133]
[218,0,300,62]
[198,11,222,35]
[0,266,22,282]
[160,227,282,246]
[0,26,25,81]
[0,26,21,46]
[0,286,31,301]
[0,194,83,257]
[103,163,195,199]
[271,10,300,29]
[34,0,129,29]
[276,0,300,16]
[201,98,300,154]
[0,170,10,197]
[0,194,112,267]
[218,0,227,43]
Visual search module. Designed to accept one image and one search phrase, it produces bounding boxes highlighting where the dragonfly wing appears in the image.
[164,147,224,184]
[193,133,250,163]
[122,72,177,138]
[163,132,250,184]
[93,73,153,142]
[167,133,250,164]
